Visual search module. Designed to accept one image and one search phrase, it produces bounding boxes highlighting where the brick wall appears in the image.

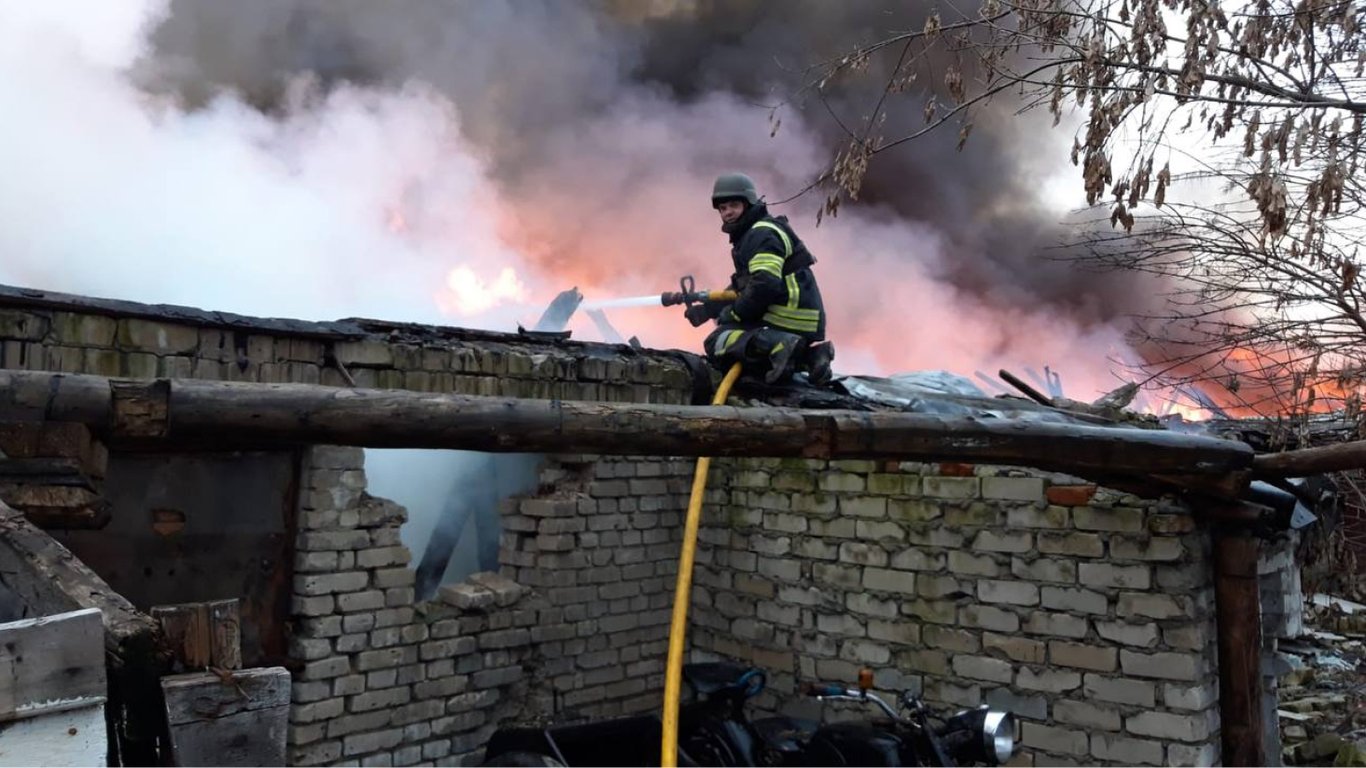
[0,299,696,404]
[693,459,1222,767]
[289,447,695,766]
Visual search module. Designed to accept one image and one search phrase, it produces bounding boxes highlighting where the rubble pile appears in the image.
[1280,595,1366,765]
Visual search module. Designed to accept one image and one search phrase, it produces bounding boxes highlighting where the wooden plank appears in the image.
[208,600,241,671]
[0,371,1258,479]
[152,604,213,671]
[161,668,289,767]
[0,608,106,722]
[0,701,107,767]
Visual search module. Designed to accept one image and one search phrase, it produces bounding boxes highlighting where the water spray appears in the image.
[582,275,738,311]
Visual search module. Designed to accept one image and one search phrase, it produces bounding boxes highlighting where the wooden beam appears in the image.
[1212,521,1267,767]
[0,371,1256,479]
[1252,439,1366,476]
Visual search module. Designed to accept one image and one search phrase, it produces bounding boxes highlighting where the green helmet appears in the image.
[711,173,760,208]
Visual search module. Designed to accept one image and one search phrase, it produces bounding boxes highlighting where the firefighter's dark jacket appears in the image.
[719,202,826,340]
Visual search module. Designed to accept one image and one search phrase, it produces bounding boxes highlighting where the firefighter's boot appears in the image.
[807,341,835,386]
[764,332,806,384]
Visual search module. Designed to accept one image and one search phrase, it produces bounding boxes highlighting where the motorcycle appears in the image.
[481,661,1017,767]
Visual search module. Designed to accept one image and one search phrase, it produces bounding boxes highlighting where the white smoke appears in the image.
[0,0,546,328]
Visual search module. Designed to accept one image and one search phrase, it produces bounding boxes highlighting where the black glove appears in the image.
[718,306,741,325]
[684,304,712,327]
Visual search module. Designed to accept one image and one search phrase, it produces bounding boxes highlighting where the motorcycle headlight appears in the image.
[942,707,1016,766]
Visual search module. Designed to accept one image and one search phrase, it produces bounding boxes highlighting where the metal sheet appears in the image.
[51,451,298,668]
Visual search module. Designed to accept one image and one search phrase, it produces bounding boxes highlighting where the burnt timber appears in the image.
[0,370,1258,486]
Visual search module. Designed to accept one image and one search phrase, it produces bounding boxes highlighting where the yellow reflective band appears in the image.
[763,314,819,332]
[751,221,793,257]
[748,254,784,277]
[714,329,744,355]
[785,274,800,310]
[770,342,785,355]
[765,305,821,320]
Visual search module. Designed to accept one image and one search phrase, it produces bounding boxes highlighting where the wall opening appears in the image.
[364,449,541,600]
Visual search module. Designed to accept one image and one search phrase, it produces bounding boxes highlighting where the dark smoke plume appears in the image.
[138,0,1156,328]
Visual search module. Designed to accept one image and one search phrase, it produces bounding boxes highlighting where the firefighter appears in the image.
[684,172,835,385]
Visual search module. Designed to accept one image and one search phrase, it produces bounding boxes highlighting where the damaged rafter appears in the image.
[0,371,1257,488]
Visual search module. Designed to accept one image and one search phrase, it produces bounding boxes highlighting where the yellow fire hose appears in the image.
[661,361,743,767]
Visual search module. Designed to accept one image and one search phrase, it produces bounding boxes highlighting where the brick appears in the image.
[337,590,386,612]
[846,593,900,619]
[342,727,404,757]
[293,698,346,723]
[1010,556,1077,583]
[1120,650,1203,681]
[983,633,1046,663]
[922,626,978,652]
[917,574,965,599]
[1164,681,1218,710]
[1006,505,1070,528]
[1053,699,1121,731]
[923,476,980,498]
[890,547,945,571]
[439,583,496,611]
[1016,667,1081,693]
[1022,611,1087,638]
[1039,586,1108,615]
[1117,592,1192,619]
[302,657,351,679]
[948,550,1003,577]
[977,579,1039,605]
[841,639,892,664]
[863,567,916,594]
[1126,710,1212,741]
[819,473,864,492]
[299,530,371,551]
[1021,723,1088,756]
[925,680,981,708]
[1045,484,1096,506]
[1094,620,1160,647]
[1083,674,1156,706]
[296,572,369,596]
[972,530,1032,553]
[1164,623,1213,651]
[1091,733,1163,765]
[291,740,343,765]
[1078,562,1151,590]
[945,504,1001,527]
[1167,742,1219,765]
[808,517,856,538]
[351,687,412,713]
[987,688,1048,720]
[868,619,922,645]
[1037,532,1104,558]
[1073,505,1144,532]
[960,605,1019,632]
[356,648,407,672]
[118,319,199,353]
[951,654,1013,683]
[1148,514,1197,534]
[855,520,906,542]
[839,541,889,566]
[840,497,888,518]
[1110,535,1185,561]
[888,498,939,522]
[902,599,957,625]
[1049,641,1117,671]
[982,476,1046,501]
